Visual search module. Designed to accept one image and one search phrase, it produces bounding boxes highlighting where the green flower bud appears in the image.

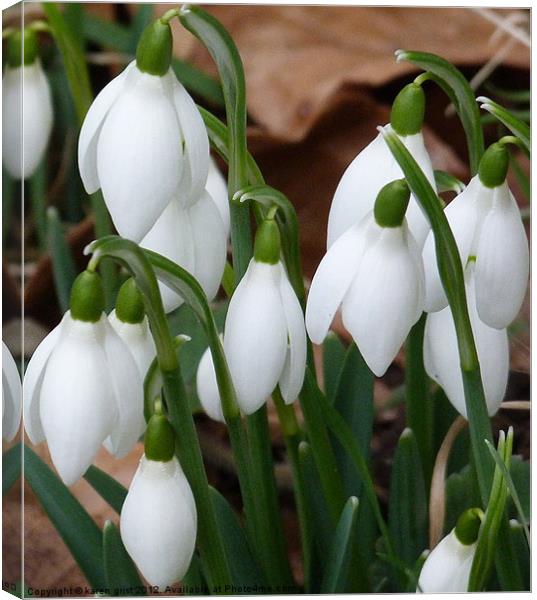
[390,83,426,136]
[254,218,281,264]
[144,412,175,462]
[115,278,145,324]
[135,19,173,77]
[7,28,38,68]
[70,270,105,323]
[478,142,509,188]
[374,179,410,228]
[454,508,484,545]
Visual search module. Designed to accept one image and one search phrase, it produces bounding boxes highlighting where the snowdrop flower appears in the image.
[121,412,196,588]
[206,156,231,235]
[423,142,529,328]
[3,342,22,442]
[78,17,210,241]
[418,508,481,593]
[108,278,156,379]
[307,179,424,377]
[23,271,144,486]
[140,187,228,313]
[2,28,53,179]
[327,83,435,250]
[197,217,307,416]
[424,263,508,418]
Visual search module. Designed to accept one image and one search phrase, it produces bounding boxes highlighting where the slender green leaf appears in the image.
[484,82,530,103]
[83,466,128,515]
[321,496,359,593]
[46,207,77,313]
[182,554,209,595]
[209,487,266,590]
[103,521,145,595]
[322,333,346,402]
[507,520,530,590]
[42,2,93,123]
[477,96,530,154]
[388,429,427,568]
[469,429,512,591]
[82,13,133,52]
[434,169,466,194]
[405,314,432,485]
[396,50,485,174]
[332,343,374,498]
[485,443,529,546]
[30,159,48,249]
[3,442,21,496]
[24,445,106,589]
[300,370,346,524]
[510,155,530,200]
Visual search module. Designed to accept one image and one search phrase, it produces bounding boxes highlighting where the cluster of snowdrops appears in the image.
[2,5,529,594]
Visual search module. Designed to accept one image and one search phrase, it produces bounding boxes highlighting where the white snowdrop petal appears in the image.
[206,157,230,236]
[172,78,210,206]
[278,265,307,404]
[102,318,145,458]
[39,316,116,485]
[189,191,227,302]
[141,199,195,313]
[3,342,22,442]
[108,311,156,380]
[23,320,63,445]
[97,69,183,241]
[417,530,475,593]
[305,221,369,344]
[422,178,481,313]
[327,133,398,248]
[342,226,422,377]
[3,62,53,179]
[475,185,529,329]
[196,344,225,423]
[424,269,508,418]
[224,261,287,415]
[78,62,134,194]
[2,66,22,178]
[120,457,197,588]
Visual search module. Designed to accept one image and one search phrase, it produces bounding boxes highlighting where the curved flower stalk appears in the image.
[108,278,156,379]
[78,17,210,241]
[307,179,424,377]
[2,342,22,442]
[424,264,508,419]
[2,27,53,179]
[23,271,144,486]
[418,509,481,593]
[121,412,197,588]
[422,142,529,328]
[197,217,306,415]
[327,84,435,250]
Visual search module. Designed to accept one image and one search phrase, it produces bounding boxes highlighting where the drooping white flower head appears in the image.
[78,19,210,242]
[206,156,231,236]
[141,188,228,314]
[197,218,307,416]
[23,272,144,486]
[121,414,196,588]
[108,278,156,379]
[2,29,53,179]
[2,341,22,442]
[418,509,481,593]
[307,179,425,377]
[424,263,508,419]
[327,84,435,250]
[423,143,529,329]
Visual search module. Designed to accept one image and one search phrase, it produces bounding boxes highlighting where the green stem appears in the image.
[91,192,117,310]
[380,127,494,503]
[405,313,433,488]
